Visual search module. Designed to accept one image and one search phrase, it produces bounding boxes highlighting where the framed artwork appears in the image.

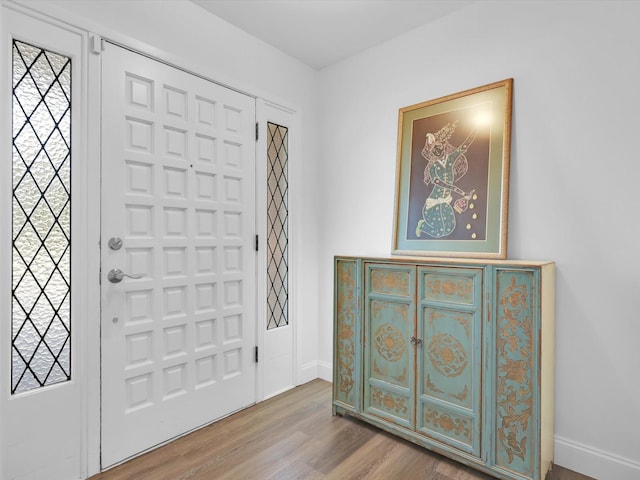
[392,79,513,259]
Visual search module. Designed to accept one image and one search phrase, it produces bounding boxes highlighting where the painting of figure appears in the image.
[393,79,512,258]
[407,107,491,242]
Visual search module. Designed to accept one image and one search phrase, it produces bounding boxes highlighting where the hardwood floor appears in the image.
[90,379,594,480]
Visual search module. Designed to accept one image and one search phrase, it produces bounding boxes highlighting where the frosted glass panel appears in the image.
[266,123,288,330]
[11,40,71,394]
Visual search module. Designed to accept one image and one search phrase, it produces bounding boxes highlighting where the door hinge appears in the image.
[254,346,259,363]
[255,234,259,252]
[255,122,259,141]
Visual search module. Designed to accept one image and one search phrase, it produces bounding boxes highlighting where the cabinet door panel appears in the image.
[333,258,360,411]
[416,267,483,457]
[369,300,412,389]
[494,268,538,479]
[422,403,475,448]
[422,308,476,410]
[364,263,415,429]
[422,270,478,307]
[369,265,413,297]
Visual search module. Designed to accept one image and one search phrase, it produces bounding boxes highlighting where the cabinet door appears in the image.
[416,266,483,457]
[363,263,415,429]
[493,268,540,479]
[333,258,360,412]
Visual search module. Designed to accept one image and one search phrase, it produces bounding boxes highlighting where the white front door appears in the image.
[100,43,257,467]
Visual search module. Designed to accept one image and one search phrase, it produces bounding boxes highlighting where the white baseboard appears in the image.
[555,435,640,480]
[299,360,332,384]
[317,360,332,382]
[298,361,318,385]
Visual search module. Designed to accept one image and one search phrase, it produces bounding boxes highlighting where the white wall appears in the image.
[317,1,640,479]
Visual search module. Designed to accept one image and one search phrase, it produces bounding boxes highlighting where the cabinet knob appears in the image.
[410,336,423,346]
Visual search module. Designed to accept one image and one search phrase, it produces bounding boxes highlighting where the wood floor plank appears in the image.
[90,380,592,480]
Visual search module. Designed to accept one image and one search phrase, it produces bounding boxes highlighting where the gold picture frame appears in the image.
[392,79,513,259]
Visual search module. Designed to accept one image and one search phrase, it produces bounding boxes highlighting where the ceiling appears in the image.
[191,0,474,70]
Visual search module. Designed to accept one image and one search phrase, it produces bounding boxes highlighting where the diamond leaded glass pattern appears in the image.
[11,40,72,394]
[266,123,289,330]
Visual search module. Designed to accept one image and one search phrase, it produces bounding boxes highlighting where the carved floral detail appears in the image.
[428,311,470,338]
[373,359,407,384]
[426,276,472,300]
[426,374,468,402]
[374,323,406,362]
[336,261,356,400]
[425,408,471,442]
[370,298,409,320]
[371,387,408,415]
[428,333,468,378]
[371,269,410,296]
[496,274,534,466]
[452,385,469,402]
[425,373,443,394]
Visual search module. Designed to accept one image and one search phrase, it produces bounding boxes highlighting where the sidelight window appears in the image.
[266,122,288,330]
[11,40,72,394]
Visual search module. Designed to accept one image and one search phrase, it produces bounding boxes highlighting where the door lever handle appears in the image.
[107,268,143,283]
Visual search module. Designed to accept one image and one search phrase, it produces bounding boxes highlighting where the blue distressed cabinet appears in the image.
[333,256,555,480]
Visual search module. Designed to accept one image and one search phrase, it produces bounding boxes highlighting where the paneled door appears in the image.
[363,263,416,429]
[100,43,257,467]
[416,266,483,457]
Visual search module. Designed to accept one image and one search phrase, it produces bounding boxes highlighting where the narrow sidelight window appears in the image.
[266,122,288,330]
[11,40,72,394]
